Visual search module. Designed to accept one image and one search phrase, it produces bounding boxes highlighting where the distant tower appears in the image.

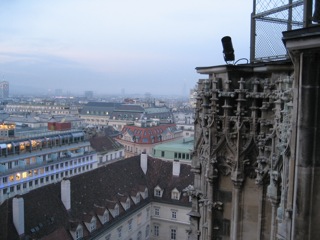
[55,89,63,96]
[84,91,93,99]
[0,81,9,99]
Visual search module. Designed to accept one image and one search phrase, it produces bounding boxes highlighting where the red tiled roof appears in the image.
[119,124,179,144]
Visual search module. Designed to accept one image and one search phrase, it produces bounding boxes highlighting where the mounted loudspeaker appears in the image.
[221,36,235,62]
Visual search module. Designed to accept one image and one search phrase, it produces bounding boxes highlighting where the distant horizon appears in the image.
[5,83,193,100]
[0,1,252,96]
[7,82,192,98]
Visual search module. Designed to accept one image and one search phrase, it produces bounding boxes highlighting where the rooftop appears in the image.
[0,155,193,240]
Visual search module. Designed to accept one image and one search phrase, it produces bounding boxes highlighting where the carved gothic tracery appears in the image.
[191,69,294,239]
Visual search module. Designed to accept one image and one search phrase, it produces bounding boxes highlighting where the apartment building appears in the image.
[4,102,80,115]
[152,137,193,164]
[117,123,183,158]
[89,135,125,166]
[80,102,174,130]
[0,129,98,203]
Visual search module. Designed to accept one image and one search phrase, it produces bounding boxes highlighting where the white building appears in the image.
[0,129,98,203]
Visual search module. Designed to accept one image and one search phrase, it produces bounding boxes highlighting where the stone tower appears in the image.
[187,24,320,240]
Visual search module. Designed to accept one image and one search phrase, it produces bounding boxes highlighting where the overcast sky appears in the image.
[0,0,252,96]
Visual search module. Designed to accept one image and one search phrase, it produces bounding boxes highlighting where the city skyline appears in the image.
[0,0,252,96]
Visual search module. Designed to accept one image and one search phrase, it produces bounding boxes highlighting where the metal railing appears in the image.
[250,0,305,62]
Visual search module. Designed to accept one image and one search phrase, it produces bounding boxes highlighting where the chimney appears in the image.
[61,179,71,210]
[13,197,24,236]
[140,153,148,174]
[173,160,180,176]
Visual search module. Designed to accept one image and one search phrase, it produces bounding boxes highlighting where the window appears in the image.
[154,225,159,236]
[146,207,150,218]
[154,186,162,197]
[117,226,122,238]
[90,218,96,232]
[137,231,142,240]
[144,188,148,198]
[161,151,165,157]
[126,198,130,210]
[171,210,177,219]
[222,219,231,236]
[171,190,180,200]
[170,229,177,240]
[103,211,109,224]
[128,219,133,231]
[105,234,111,240]
[145,225,150,237]
[154,207,160,216]
[137,213,142,225]
[114,205,119,216]
[75,226,83,240]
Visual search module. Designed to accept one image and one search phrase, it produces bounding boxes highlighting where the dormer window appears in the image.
[114,204,119,216]
[90,217,96,232]
[171,188,180,200]
[103,211,109,224]
[126,198,130,210]
[75,225,83,240]
[144,188,148,199]
[154,186,163,197]
[155,189,161,197]
[136,193,140,203]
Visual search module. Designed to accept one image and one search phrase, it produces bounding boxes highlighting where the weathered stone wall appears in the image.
[189,62,294,240]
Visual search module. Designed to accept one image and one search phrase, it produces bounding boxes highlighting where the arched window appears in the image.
[145,225,150,237]
[137,231,142,240]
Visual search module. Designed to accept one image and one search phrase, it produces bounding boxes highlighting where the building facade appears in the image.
[0,129,98,203]
[80,102,174,130]
[152,137,193,164]
[4,102,79,115]
[89,135,125,166]
[117,123,183,158]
